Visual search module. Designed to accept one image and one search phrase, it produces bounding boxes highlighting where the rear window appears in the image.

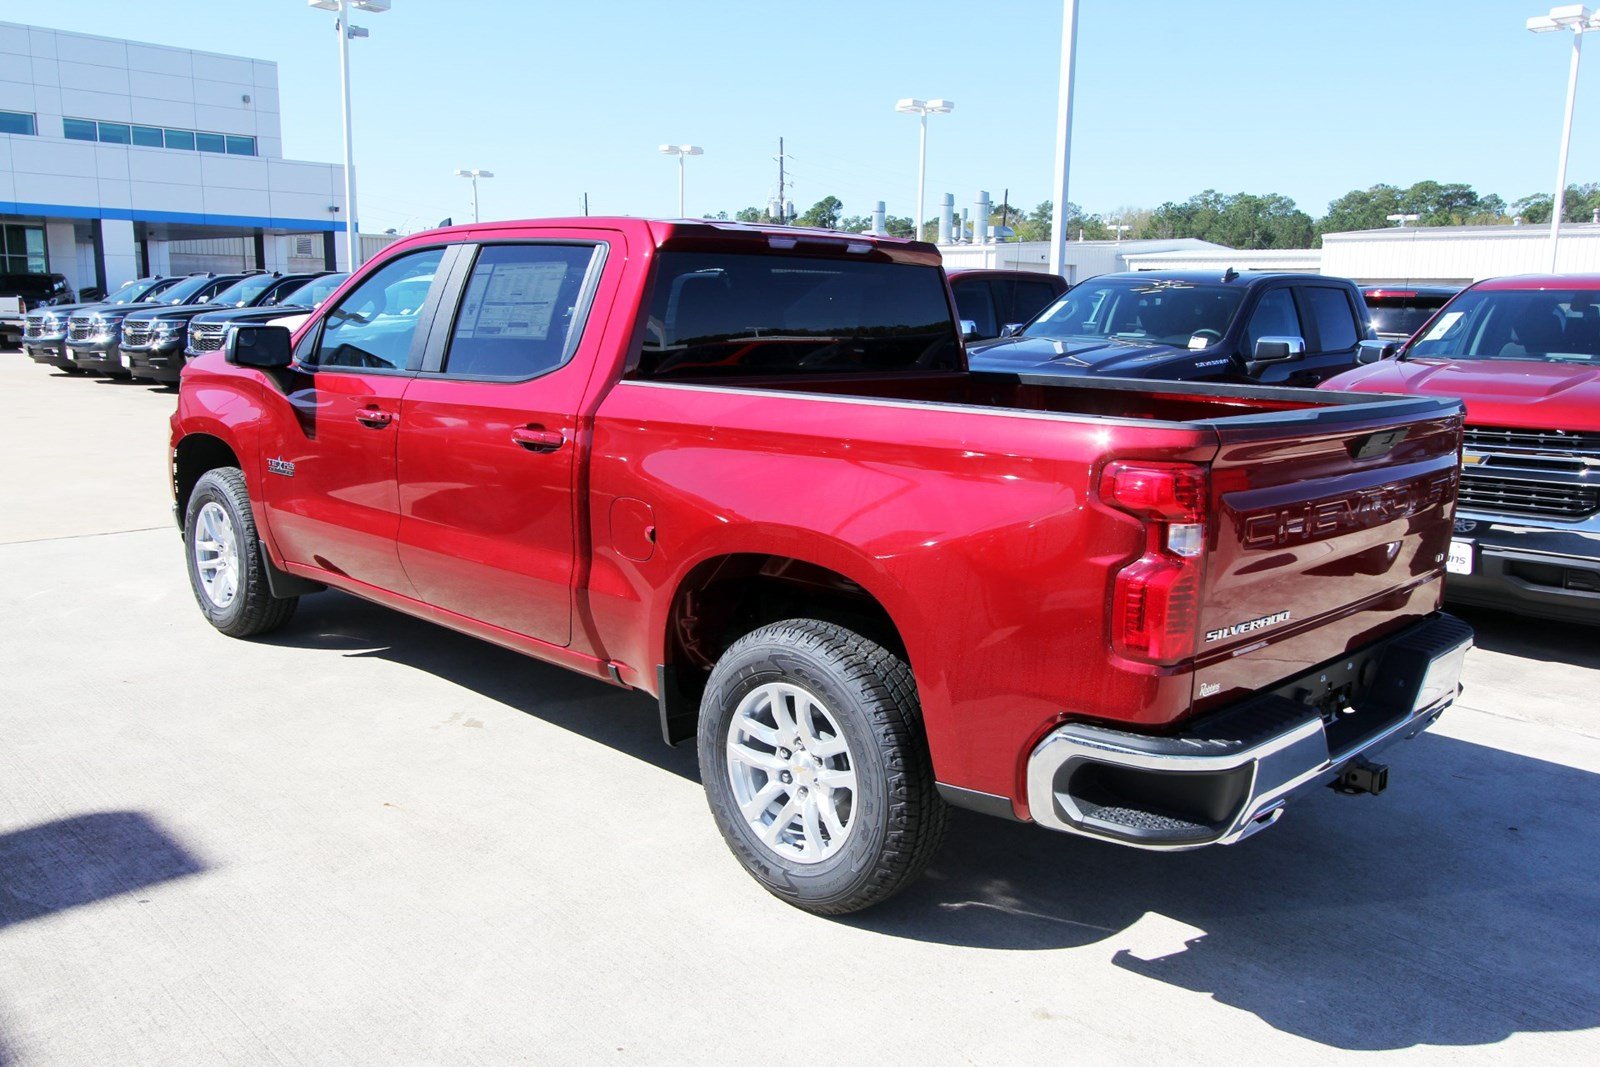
[634,251,960,380]
[1366,297,1451,339]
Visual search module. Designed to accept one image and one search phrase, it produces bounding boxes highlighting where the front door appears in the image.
[396,239,611,648]
[262,245,449,594]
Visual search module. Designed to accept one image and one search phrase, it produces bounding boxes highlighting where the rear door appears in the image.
[1190,400,1463,710]
[1293,283,1366,384]
[1003,277,1065,328]
[395,233,616,647]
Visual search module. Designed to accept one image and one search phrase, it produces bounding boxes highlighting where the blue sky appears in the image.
[18,0,1600,231]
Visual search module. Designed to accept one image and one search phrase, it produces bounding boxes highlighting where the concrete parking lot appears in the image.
[1,351,1597,1065]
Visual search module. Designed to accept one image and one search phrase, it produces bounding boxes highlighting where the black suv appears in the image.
[122,271,332,383]
[182,272,350,369]
[968,270,1374,387]
[24,276,184,373]
[65,273,248,377]
[1360,284,1463,342]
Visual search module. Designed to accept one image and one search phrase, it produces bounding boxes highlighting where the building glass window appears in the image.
[0,111,36,136]
[61,117,260,158]
[1,223,48,275]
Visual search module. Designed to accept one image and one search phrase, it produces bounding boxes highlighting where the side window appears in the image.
[952,279,997,337]
[1245,288,1303,351]
[1300,286,1360,352]
[441,244,600,379]
[1008,280,1061,325]
[314,248,444,370]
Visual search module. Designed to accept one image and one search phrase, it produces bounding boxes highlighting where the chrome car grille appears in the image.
[1463,426,1600,459]
[23,313,59,339]
[189,322,228,352]
[1458,472,1599,519]
[67,315,97,341]
[122,321,153,347]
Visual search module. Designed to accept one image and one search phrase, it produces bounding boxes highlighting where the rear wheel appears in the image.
[697,619,948,914]
[183,467,297,638]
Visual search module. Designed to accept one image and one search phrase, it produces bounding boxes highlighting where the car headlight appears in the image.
[154,320,183,334]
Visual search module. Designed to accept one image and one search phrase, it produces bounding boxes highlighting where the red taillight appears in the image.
[1101,462,1209,665]
[1100,462,1206,522]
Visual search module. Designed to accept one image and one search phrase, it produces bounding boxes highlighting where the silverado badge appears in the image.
[1205,610,1291,643]
[267,457,296,477]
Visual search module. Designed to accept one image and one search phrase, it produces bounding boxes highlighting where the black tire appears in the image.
[697,619,948,915]
[182,467,298,638]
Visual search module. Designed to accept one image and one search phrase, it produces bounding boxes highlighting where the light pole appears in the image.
[658,145,703,217]
[1528,4,1600,271]
[308,0,389,271]
[894,98,953,241]
[1048,0,1080,276]
[454,168,494,223]
[1386,213,1420,228]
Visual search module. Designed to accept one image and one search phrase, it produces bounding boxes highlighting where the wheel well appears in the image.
[174,434,241,518]
[657,554,908,745]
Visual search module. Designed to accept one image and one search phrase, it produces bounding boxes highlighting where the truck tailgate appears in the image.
[1191,402,1464,713]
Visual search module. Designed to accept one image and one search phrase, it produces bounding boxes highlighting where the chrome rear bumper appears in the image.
[1026,613,1473,850]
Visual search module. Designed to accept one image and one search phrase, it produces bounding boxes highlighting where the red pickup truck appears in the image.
[170,218,1472,914]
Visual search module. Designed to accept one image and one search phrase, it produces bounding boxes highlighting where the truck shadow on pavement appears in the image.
[0,812,206,930]
[864,734,1600,1050]
[271,592,1597,1051]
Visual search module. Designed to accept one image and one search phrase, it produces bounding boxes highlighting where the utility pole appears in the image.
[771,137,793,224]
[583,192,589,217]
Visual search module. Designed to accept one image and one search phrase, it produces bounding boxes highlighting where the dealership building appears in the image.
[1,20,356,297]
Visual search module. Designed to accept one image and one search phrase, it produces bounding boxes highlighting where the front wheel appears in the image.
[183,467,297,638]
[697,619,948,914]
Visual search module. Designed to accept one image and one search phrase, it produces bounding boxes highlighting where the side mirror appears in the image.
[1357,339,1400,364]
[959,319,980,341]
[1000,322,1024,338]
[1252,336,1306,362]
[225,324,293,369]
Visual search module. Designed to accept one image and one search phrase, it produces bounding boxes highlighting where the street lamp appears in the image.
[1528,4,1600,271]
[307,0,390,271]
[658,145,703,217]
[1049,0,1080,276]
[894,98,953,242]
[1386,213,1420,228]
[454,168,494,223]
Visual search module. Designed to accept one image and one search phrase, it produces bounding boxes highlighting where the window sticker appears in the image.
[456,261,567,340]
[1422,310,1462,341]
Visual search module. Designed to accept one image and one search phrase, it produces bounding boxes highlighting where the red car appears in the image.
[169,218,1471,912]
[946,268,1067,340]
[1325,274,1600,625]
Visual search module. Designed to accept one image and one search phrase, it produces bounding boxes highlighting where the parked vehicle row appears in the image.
[19,270,347,381]
[165,217,1472,914]
[0,271,76,348]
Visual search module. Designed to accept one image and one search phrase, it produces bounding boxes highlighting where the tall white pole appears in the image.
[1549,28,1584,272]
[677,154,686,217]
[335,0,360,270]
[471,174,480,223]
[1048,0,1079,277]
[915,111,927,242]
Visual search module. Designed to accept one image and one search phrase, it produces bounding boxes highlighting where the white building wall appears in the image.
[1321,224,1600,283]
[935,238,1230,282]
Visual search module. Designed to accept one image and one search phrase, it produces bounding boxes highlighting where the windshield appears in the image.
[1022,277,1245,347]
[634,251,960,380]
[208,275,279,308]
[1407,288,1600,364]
[105,279,168,304]
[156,276,220,304]
[278,273,347,308]
[1368,303,1442,338]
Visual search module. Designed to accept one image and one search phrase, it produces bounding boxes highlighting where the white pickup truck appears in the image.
[0,294,25,347]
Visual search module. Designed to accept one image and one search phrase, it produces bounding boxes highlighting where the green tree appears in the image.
[1318,181,1510,236]
[794,196,843,230]
[838,215,872,233]
[1513,183,1600,223]
[1143,190,1313,249]
[883,215,915,238]
[734,206,768,223]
